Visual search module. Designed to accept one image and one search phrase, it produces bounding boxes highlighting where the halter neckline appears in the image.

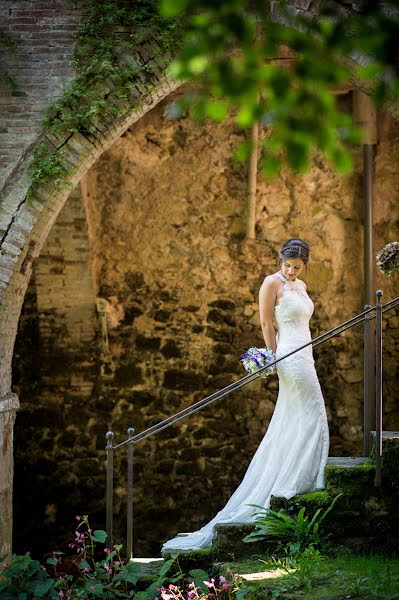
[275,271,296,283]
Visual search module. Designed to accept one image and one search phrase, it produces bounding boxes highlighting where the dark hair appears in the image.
[279,238,310,264]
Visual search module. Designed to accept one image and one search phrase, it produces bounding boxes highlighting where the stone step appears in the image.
[163,443,399,558]
[129,557,164,576]
[371,430,399,440]
[371,431,399,482]
[327,456,369,467]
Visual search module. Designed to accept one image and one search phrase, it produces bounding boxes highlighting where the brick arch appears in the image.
[0,2,183,556]
[0,73,180,397]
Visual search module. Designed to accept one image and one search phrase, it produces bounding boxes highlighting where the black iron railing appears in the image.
[105,290,399,557]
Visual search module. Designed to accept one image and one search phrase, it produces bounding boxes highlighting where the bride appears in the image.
[161,238,330,552]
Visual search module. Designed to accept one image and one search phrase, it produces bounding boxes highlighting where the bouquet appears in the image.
[376,241,399,277]
[240,347,276,378]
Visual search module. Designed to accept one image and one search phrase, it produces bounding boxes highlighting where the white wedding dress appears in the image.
[161,273,329,552]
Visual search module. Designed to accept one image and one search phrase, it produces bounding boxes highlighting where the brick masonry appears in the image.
[0,0,180,558]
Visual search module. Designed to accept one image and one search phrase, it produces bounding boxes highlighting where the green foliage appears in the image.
[43,0,182,138]
[243,493,342,554]
[160,0,399,176]
[28,0,183,194]
[0,515,175,599]
[29,143,72,191]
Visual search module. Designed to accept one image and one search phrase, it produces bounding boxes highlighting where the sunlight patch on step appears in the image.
[240,568,294,581]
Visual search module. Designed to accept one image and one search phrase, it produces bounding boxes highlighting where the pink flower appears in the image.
[204,578,215,589]
[58,592,64,599]
[83,567,90,573]
[89,584,95,591]
[104,548,111,554]
[76,515,82,521]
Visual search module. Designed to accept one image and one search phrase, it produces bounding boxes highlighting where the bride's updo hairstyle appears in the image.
[279,238,310,264]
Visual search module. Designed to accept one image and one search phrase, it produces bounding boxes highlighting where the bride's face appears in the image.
[280,257,305,280]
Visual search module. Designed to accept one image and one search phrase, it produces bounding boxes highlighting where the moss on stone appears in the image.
[325,461,375,497]
[381,437,399,485]
[214,522,276,559]
[270,490,332,514]
[163,545,220,573]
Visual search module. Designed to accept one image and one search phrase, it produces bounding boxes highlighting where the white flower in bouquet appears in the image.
[240,347,275,379]
[376,242,399,277]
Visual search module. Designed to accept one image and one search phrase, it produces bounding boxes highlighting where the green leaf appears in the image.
[205,101,228,122]
[357,62,383,80]
[91,530,107,543]
[158,557,174,579]
[236,586,257,599]
[329,146,353,174]
[46,558,59,566]
[235,105,255,128]
[160,0,188,18]
[79,559,91,571]
[119,562,139,585]
[188,568,210,593]
[2,554,41,581]
[0,587,27,600]
[26,577,54,597]
[187,55,209,75]
[234,140,252,162]
[263,153,281,178]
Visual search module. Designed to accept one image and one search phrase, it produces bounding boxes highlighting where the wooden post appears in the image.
[353,90,377,440]
[246,121,259,240]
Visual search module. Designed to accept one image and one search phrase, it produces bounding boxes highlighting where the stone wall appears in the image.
[12,90,399,557]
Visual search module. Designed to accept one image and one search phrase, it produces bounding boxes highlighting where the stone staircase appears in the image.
[159,433,399,565]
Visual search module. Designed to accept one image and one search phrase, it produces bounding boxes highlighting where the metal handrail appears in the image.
[112,304,377,450]
[106,291,399,556]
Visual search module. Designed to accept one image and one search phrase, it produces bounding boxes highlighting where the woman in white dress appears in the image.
[162,238,330,552]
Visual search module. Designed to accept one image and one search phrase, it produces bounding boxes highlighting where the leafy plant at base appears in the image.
[0,515,170,599]
[243,493,342,555]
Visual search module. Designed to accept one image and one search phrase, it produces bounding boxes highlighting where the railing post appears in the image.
[363,304,371,457]
[127,427,135,560]
[106,431,115,549]
[375,290,383,488]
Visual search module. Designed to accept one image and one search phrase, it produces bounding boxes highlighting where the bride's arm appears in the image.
[259,276,278,353]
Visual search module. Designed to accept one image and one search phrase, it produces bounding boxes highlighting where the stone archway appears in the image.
[0,0,181,554]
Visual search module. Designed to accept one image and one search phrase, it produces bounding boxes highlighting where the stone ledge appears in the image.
[0,392,20,414]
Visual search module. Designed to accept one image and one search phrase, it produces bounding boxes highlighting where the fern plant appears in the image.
[243,493,342,555]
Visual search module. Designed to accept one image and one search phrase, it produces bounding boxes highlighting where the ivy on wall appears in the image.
[27,0,183,197]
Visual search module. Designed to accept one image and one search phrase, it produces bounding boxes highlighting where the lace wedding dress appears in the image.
[161,273,329,552]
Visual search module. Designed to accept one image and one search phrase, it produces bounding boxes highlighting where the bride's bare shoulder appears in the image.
[298,278,307,289]
[260,274,280,291]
